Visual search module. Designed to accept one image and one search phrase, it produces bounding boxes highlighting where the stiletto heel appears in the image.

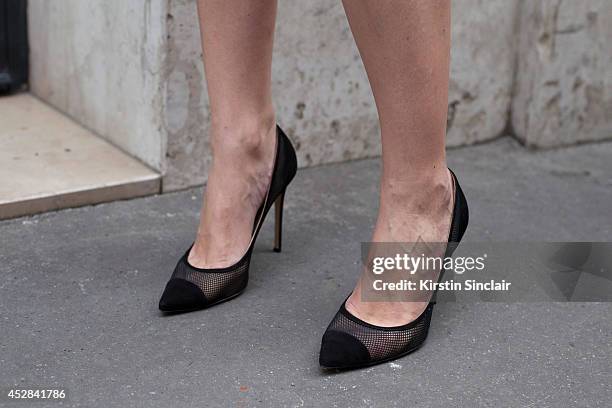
[319,169,469,369]
[273,191,285,253]
[159,126,298,313]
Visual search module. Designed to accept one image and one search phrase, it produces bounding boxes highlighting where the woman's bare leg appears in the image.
[342,0,454,326]
[190,0,278,268]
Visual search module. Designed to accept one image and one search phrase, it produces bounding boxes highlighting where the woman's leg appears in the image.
[190,0,278,268]
[342,0,454,326]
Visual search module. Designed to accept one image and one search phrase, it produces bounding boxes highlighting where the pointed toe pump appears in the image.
[319,169,469,369]
[159,126,298,313]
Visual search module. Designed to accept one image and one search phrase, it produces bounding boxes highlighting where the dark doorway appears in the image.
[0,0,28,94]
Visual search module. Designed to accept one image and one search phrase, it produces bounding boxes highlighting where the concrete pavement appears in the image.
[1,137,611,407]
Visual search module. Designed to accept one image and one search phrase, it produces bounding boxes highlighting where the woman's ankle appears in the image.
[210,109,276,158]
[379,168,452,213]
[373,169,453,245]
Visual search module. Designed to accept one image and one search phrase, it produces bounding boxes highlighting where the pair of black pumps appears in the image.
[159,125,469,370]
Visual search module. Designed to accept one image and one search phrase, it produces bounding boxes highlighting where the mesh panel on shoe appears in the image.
[327,303,434,362]
[172,256,249,303]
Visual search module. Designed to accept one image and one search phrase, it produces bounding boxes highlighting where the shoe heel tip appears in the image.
[273,247,281,253]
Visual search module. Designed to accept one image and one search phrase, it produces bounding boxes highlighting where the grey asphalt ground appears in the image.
[1,137,611,407]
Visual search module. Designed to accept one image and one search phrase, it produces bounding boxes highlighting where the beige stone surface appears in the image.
[0,94,160,219]
[512,0,612,147]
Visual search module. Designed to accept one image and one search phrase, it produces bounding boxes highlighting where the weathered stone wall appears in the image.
[512,0,612,147]
[162,0,209,190]
[447,0,520,146]
[28,0,169,170]
[28,0,611,192]
[161,0,521,190]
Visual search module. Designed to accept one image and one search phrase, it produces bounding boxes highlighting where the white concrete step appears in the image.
[0,93,160,219]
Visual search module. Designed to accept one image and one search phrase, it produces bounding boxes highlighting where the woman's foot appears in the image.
[159,125,298,312]
[345,168,455,327]
[188,117,277,269]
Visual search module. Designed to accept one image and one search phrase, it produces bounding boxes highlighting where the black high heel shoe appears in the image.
[319,169,469,369]
[159,126,298,313]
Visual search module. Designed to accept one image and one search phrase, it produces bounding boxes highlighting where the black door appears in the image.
[0,0,28,94]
